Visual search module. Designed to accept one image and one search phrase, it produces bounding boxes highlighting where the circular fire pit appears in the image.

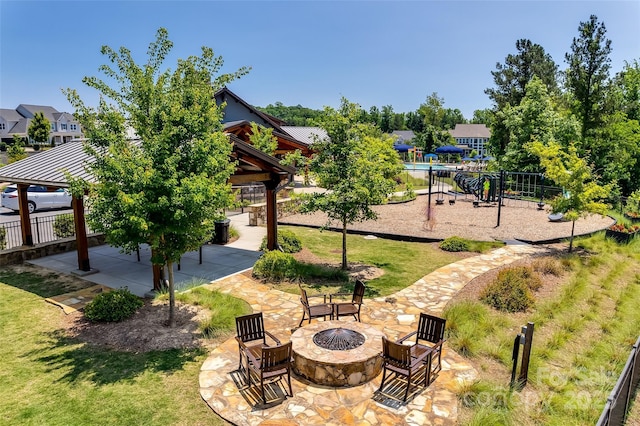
[313,328,365,351]
[291,320,385,387]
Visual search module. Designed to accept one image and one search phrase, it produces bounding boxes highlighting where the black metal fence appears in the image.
[0,212,84,250]
[224,184,266,216]
[596,335,640,426]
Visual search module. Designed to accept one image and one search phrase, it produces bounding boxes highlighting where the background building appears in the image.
[449,124,490,157]
[0,104,82,144]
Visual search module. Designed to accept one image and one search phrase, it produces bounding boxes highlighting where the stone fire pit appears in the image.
[290,320,385,387]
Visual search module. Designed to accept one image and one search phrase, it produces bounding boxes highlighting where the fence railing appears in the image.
[0,212,87,250]
[224,184,267,216]
[596,335,640,426]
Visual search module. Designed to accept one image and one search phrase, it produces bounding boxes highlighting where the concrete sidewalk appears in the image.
[27,213,265,297]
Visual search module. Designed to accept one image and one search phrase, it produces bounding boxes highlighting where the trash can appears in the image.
[213,218,230,244]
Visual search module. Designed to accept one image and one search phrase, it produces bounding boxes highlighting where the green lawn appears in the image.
[0,275,227,425]
[2,226,636,425]
[279,225,503,297]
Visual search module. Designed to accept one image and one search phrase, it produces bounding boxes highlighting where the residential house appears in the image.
[0,104,82,145]
[448,124,491,157]
[391,130,415,144]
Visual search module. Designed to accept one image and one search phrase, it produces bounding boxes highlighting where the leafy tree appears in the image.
[418,93,446,128]
[8,134,27,163]
[529,141,610,252]
[256,102,322,126]
[65,28,248,326]
[612,59,640,122]
[303,98,403,269]
[380,105,393,132]
[368,106,381,127]
[471,108,493,125]
[280,148,309,186]
[28,111,50,146]
[405,111,425,133]
[500,77,580,172]
[486,39,558,109]
[592,112,640,195]
[392,112,406,131]
[564,15,612,139]
[486,39,559,157]
[414,125,454,154]
[248,122,277,155]
[441,108,466,130]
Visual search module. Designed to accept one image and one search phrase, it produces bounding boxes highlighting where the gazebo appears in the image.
[0,137,295,290]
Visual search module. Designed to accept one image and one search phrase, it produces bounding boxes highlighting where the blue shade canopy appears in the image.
[393,143,415,153]
[483,156,495,161]
[435,145,464,154]
[462,156,473,161]
[424,153,438,158]
[473,154,483,160]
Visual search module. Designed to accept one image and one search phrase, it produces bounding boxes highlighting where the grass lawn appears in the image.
[278,225,503,297]
[445,233,640,425]
[0,273,229,425]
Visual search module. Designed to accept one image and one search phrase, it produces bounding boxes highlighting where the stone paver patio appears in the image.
[199,244,547,425]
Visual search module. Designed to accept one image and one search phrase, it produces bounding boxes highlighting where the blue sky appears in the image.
[1,1,638,119]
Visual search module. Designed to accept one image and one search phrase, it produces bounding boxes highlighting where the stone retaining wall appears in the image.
[0,233,106,266]
[248,197,301,226]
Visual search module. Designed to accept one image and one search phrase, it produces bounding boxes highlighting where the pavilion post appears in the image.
[17,184,33,246]
[264,178,280,251]
[72,195,91,271]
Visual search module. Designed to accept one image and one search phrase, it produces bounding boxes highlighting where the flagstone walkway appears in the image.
[199,244,547,425]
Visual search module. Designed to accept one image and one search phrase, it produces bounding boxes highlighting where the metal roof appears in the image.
[280,126,327,146]
[0,136,294,188]
[0,140,93,187]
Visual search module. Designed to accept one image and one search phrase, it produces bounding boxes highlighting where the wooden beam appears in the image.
[264,179,279,251]
[72,196,91,271]
[17,184,33,246]
[229,172,272,184]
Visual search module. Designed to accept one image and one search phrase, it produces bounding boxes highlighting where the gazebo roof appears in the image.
[0,137,295,188]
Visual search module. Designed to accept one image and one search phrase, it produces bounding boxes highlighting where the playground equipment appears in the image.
[435,172,445,205]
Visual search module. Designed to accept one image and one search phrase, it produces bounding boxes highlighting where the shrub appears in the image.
[84,288,143,322]
[259,229,302,253]
[481,279,534,312]
[532,257,564,276]
[0,142,6,152]
[252,250,299,281]
[53,213,75,238]
[32,144,41,151]
[497,265,542,291]
[480,266,540,312]
[0,226,6,250]
[440,236,470,252]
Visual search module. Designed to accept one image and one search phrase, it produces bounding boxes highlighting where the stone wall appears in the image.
[0,233,106,266]
[248,198,301,226]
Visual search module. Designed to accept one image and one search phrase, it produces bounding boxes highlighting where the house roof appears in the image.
[17,104,60,120]
[0,137,294,188]
[449,124,491,138]
[0,108,24,122]
[215,87,286,133]
[224,121,313,156]
[391,130,415,142]
[281,126,327,146]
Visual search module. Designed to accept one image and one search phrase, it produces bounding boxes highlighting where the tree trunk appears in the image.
[341,221,347,270]
[167,260,176,327]
[569,220,576,253]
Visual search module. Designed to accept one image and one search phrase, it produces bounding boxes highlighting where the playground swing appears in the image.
[449,178,457,205]
[435,173,445,205]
